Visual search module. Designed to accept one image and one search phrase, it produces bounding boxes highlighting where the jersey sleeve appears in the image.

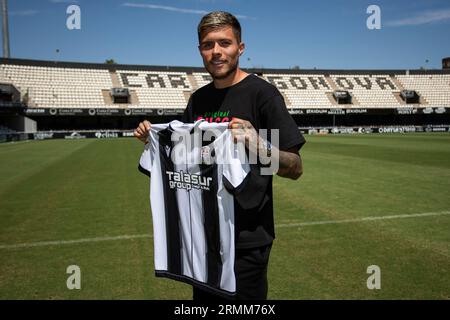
[223,157,249,190]
[223,155,270,210]
[221,129,271,211]
[222,134,250,194]
[138,142,152,177]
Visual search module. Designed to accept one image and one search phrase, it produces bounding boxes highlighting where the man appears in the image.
[134,11,305,300]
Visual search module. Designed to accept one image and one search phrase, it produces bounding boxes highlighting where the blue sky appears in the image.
[3,0,450,69]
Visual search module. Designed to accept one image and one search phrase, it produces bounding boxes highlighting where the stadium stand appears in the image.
[261,73,332,108]
[0,58,449,134]
[329,74,401,107]
[0,63,112,107]
[396,73,450,106]
[1,58,450,110]
[116,70,192,107]
[192,72,213,89]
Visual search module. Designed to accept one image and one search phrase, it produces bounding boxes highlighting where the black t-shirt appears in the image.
[182,73,305,249]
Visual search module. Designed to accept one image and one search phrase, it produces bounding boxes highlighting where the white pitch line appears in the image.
[1,210,449,250]
[276,210,450,228]
[0,234,153,250]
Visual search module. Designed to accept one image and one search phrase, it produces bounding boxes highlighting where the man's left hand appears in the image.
[229,118,303,180]
[228,118,260,152]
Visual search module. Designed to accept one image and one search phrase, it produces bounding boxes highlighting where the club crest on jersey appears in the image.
[201,146,215,165]
[166,170,212,191]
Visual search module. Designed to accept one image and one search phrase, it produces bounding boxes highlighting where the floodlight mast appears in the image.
[1,0,10,58]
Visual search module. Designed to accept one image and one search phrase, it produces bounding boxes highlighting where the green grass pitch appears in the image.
[0,133,449,299]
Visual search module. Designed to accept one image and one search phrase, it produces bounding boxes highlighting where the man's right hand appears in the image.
[134,120,151,143]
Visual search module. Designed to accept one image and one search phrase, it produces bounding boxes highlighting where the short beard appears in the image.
[208,60,238,80]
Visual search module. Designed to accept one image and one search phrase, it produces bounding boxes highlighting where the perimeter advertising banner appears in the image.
[24,125,450,141]
[289,107,449,115]
[299,126,450,135]
[23,108,185,116]
[22,107,450,116]
[30,131,134,140]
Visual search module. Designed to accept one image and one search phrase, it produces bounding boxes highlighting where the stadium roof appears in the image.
[2,58,450,76]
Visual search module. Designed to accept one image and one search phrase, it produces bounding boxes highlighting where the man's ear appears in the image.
[239,42,245,56]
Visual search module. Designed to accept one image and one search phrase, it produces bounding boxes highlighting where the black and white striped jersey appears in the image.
[138,120,250,297]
